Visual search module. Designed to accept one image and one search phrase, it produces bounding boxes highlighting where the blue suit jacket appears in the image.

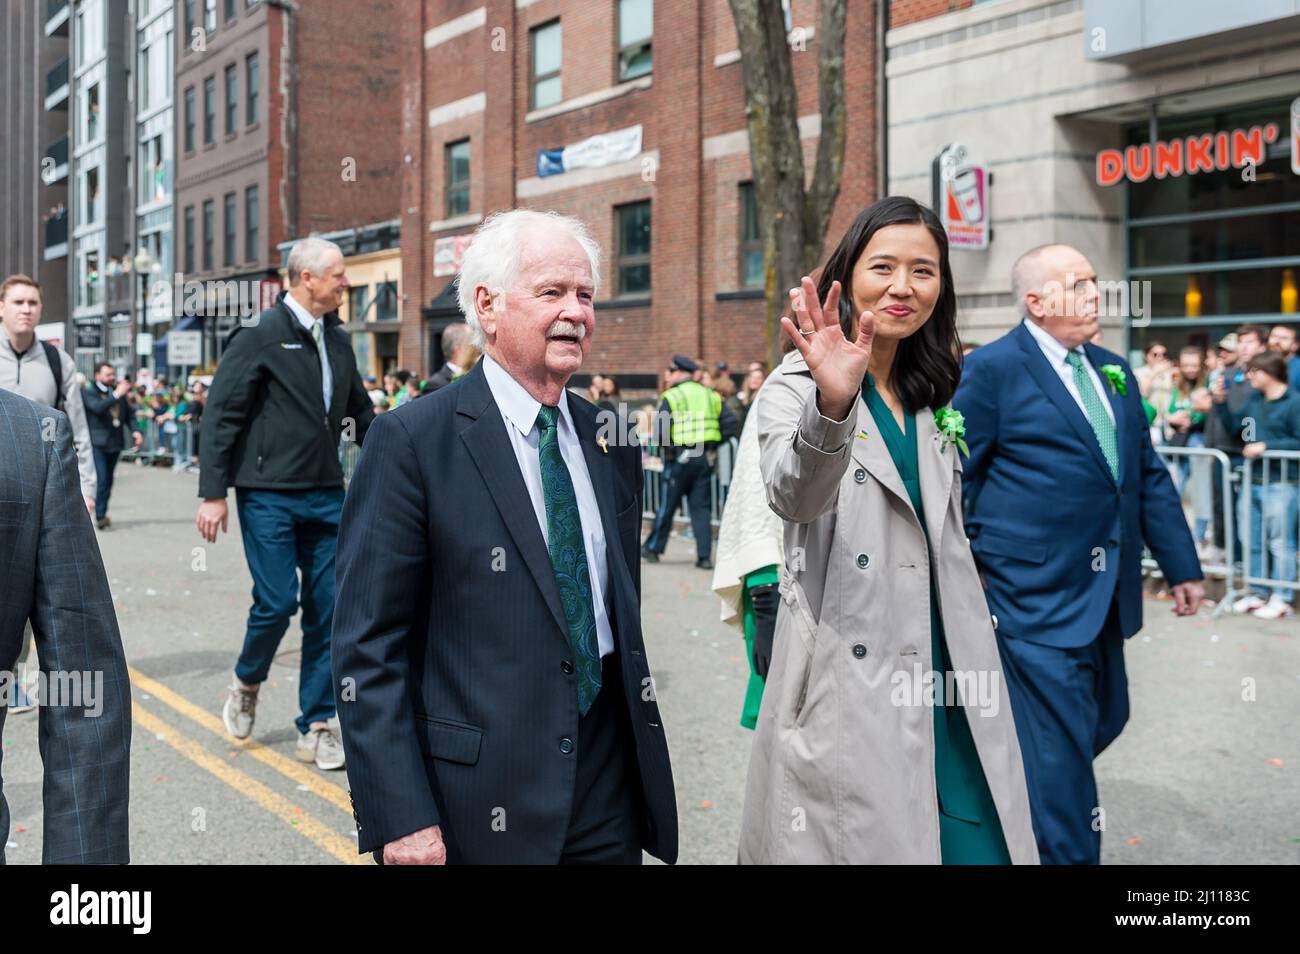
[953,322,1201,648]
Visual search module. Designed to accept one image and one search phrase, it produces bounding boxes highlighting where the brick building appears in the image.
[173,0,402,367]
[400,0,882,385]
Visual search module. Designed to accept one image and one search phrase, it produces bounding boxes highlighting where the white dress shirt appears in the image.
[284,292,332,410]
[482,354,615,657]
[1022,317,1115,425]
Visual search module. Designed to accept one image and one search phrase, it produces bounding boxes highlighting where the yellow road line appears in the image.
[133,703,366,864]
[127,667,352,817]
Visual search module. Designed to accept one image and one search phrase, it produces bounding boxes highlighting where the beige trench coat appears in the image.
[737,352,1039,864]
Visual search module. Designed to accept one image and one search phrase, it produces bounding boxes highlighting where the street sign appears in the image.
[932,142,991,251]
[167,330,203,366]
[136,332,154,356]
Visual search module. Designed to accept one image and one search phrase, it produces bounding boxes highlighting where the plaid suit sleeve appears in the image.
[30,410,132,864]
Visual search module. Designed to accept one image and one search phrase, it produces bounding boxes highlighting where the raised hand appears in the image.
[780,277,875,421]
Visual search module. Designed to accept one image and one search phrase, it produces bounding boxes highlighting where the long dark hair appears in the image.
[816,196,962,413]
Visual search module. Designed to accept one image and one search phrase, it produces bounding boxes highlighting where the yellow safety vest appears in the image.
[663,380,723,445]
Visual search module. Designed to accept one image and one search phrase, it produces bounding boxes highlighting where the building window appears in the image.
[530,20,562,110]
[203,75,215,144]
[184,0,195,39]
[245,52,259,125]
[140,134,167,202]
[245,185,259,262]
[82,248,101,308]
[615,201,651,296]
[349,285,371,323]
[1124,99,1300,336]
[204,0,216,32]
[224,0,237,21]
[375,281,398,322]
[202,199,214,271]
[617,0,653,81]
[739,182,763,288]
[183,86,196,151]
[445,139,470,218]
[223,192,237,266]
[139,43,150,110]
[184,205,195,273]
[84,167,100,225]
[86,83,100,141]
[224,63,237,135]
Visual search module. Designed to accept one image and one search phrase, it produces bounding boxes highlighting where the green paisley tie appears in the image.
[535,404,601,715]
[1065,351,1119,480]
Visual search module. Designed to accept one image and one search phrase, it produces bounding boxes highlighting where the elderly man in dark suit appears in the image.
[333,209,678,865]
[0,387,132,863]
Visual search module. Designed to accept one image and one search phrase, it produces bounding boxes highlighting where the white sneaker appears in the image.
[1199,544,1226,565]
[1253,596,1293,620]
[1232,594,1267,615]
[297,722,345,770]
[222,680,259,739]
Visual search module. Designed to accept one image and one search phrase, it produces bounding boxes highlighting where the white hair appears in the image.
[456,209,602,349]
[286,237,344,286]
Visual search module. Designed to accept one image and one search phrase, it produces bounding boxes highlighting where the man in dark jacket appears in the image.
[0,388,131,862]
[196,237,374,770]
[82,362,143,529]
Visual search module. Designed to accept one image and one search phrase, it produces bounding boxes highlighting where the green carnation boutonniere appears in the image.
[1100,364,1129,397]
[934,407,969,457]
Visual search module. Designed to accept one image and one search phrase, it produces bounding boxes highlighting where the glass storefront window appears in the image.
[1126,101,1300,220]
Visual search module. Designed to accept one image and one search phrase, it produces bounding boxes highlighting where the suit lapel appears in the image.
[455,365,570,639]
[916,409,954,555]
[850,399,913,512]
[1015,322,1116,485]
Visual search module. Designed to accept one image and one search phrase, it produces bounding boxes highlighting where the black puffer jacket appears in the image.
[198,293,374,499]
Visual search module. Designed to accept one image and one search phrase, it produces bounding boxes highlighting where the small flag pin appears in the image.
[597,436,608,454]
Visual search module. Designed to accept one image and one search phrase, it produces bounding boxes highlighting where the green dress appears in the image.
[862,376,1011,865]
[739,565,779,730]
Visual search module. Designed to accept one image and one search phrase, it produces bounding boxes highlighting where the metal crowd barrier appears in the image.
[640,437,738,529]
[1143,445,1241,616]
[124,416,198,470]
[1237,449,1300,605]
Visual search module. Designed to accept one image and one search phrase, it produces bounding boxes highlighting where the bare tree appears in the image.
[727,0,848,367]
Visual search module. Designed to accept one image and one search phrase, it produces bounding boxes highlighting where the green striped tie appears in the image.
[1065,351,1119,480]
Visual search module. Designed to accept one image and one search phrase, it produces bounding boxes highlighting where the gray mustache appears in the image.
[546,320,587,340]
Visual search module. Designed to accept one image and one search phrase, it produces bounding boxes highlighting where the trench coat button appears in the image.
[856,553,871,569]
[853,468,866,483]
[560,660,574,675]
[852,643,867,658]
[558,737,574,755]
[991,614,999,631]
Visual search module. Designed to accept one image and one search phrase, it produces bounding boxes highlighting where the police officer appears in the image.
[642,354,737,569]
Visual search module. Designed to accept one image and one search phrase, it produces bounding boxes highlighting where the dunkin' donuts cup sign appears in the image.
[931,143,991,251]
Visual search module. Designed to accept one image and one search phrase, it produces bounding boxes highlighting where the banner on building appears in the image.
[932,143,991,251]
[434,233,474,277]
[536,125,643,178]
[1292,96,1300,176]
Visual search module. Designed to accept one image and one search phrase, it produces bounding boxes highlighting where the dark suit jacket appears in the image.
[0,388,132,863]
[332,363,678,863]
[953,321,1201,648]
[81,385,139,453]
[423,363,456,393]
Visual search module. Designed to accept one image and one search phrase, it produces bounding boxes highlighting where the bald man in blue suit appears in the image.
[953,244,1202,865]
